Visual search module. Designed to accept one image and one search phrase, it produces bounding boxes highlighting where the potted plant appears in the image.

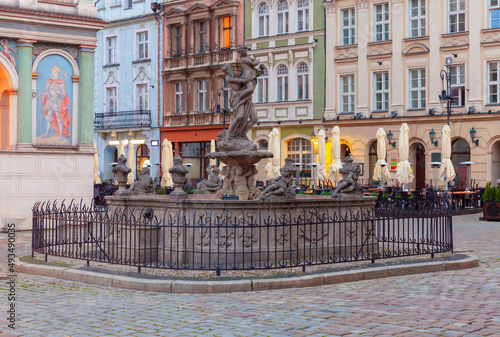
[300,170,311,177]
[482,182,500,220]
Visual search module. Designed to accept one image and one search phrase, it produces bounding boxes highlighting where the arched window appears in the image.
[287,138,311,171]
[451,138,470,189]
[297,63,309,100]
[258,3,269,37]
[277,65,288,101]
[368,142,377,183]
[258,139,268,150]
[277,0,289,34]
[136,144,150,177]
[257,66,268,102]
[297,0,309,32]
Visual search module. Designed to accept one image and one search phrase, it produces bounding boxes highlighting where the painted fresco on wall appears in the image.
[0,38,17,68]
[33,43,78,62]
[36,54,73,145]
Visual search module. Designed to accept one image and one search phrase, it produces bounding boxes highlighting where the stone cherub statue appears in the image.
[112,154,132,185]
[169,155,189,197]
[130,166,156,194]
[197,165,222,192]
[331,155,363,197]
[258,158,296,199]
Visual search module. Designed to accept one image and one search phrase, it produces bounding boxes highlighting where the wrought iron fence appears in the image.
[32,199,452,274]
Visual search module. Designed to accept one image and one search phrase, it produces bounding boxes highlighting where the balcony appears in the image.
[163,111,234,127]
[165,49,238,71]
[94,110,152,130]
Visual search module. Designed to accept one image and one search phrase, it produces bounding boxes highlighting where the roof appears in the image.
[0,5,107,24]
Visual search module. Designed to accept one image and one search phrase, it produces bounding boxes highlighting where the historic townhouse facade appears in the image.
[244,0,326,182]
[320,0,500,189]
[160,0,243,180]
[0,0,105,229]
[94,0,162,182]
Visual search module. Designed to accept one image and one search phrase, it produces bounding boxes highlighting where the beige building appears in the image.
[318,0,500,189]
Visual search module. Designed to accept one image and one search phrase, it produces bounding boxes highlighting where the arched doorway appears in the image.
[409,142,426,189]
[286,138,312,171]
[103,145,118,181]
[0,90,10,150]
[0,54,16,150]
[368,142,377,184]
[136,144,150,178]
[451,138,470,189]
[492,140,500,187]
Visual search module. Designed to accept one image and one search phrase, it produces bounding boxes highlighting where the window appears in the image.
[137,84,148,110]
[448,0,465,33]
[374,72,389,111]
[340,75,355,113]
[174,26,183,56]
[341,8,355,45]
[107,87,118,112]
[409,0,426,37]
[174,82,183,114]
[287,138,312,171]
[106,36,117,64]
[277,0,289,34]
[277,65,289,101]
[137,31,148,59]
[257,66,268,103]
[409,69,426,109]
[374,3,389,42]
[450,65,465,107]
[222,16,232,49]
[222,78,231,110]
[124,0,132,9]
[490,0,500,28]
[198,80,207,112]
[297,0,309,32]
[488,62,500,104]
[297,63,309,100]
[198,21,206,53]
[258,3,269,37]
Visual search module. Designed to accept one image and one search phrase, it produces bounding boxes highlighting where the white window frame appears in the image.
[276,64,289,101]
[106,35,118,65]
[297,63,309,100]
[448,0,466,33]
[136,30,149,60]
[340,75,355,113]
[409,0,426,37]
[490,0,500,28]
[287,138,312,172]
[174,82,183,114]
[258,3,270,37]
[409,69,426,109]
[488,61,500,104]
[374,3,389,42]
[297,0,309,32]
[197,80,208,112]
[106,86,118,113]
[198,21,207,53]
[174,25,183,56]
[450,64,465,107]
[277,0,289,35]
[123,0,132,10]
[136,83,148,111]
[341,8,356,46]
[257,66,268,103]
[374,72,389,111]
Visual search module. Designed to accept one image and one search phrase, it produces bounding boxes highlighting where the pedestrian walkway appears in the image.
[1,213,499,336]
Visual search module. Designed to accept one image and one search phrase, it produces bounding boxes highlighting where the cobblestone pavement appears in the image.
[1,213,499,336]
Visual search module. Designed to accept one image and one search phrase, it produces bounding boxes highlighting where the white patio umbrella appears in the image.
[396,123,414,188]
[161,139,173,188]
[93,143,101,184]
[317,129,327,182]
[210,139,217,166]
[439,124,456,187]
[328,126,342,184]
[127,143,135,184]
[372,128,391,183]
[265,128,281,180]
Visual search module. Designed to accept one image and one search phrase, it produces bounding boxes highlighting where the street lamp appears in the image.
[386,130,396,148]
[439,56,455,125]
[216,87,230,131]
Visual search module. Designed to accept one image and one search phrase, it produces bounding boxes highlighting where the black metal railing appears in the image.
[94,110,152,130]
[32,199,452,274]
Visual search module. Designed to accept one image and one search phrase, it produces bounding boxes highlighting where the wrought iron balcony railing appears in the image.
[94,110,152,130]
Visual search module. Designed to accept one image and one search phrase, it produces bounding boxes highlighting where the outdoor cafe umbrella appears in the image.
[265,128,281,180]
[328,126,342,184]
[210,139,217,166]
[127,143,135,184]
[396,123,414,187]
[93,143,101,184]
[161,139,173,188]
[372,128,390,183]
[439,124,456,185]
[317,129,327,182]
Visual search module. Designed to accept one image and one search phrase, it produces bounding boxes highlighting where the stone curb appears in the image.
[14,255,480,293]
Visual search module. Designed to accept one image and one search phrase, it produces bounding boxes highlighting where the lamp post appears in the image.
[216,87,229,131]
[439,56,454,125]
